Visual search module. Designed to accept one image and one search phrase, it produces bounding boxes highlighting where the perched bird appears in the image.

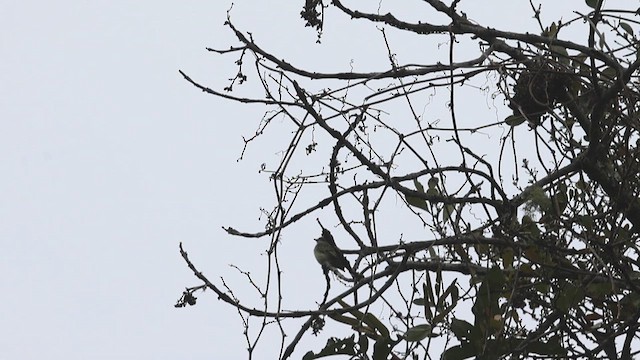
[313,226,351,273]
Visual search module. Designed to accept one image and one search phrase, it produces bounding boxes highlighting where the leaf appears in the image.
[518,263,534,276]
[335,300,390,338]
[450,318,474,341]
[585,283,616,301]
[404,324,433,342]
[426,180,440,195]
[302,335,358,360]
[336,299,365,319]
[620,292,640,310]
[526,335,567,356]
[436,280,459,312]
[548,184,568,218]
[524,246,544,263]
[448,280,459,304]
[576,178,589,190]
[433,298,458,325]
[435,268,443,298]
[505,114,526,126]
[549,45,568,63]
[406,179,428,210]
[423,280,434,320]
[585,313,602,321]
[472,267,506,336]
[501,247,514,269]
[585,0,598,9]
[571,53,588,73]
[598,32,606,49]
[521,216,541,239]
[361,313,390,339]
[454,244,470,262]
[548,22,559,38]
[620,21,634,36]
[600,66,617,80]
[357,334,369,354]
[529,283,548,296]
[442,343,477,360]
[327,313,362,329]
[427,176,439,189]
[443,203,456,223]
[372,337,391,360]
[555,282,585,312]
[524,185,551,212]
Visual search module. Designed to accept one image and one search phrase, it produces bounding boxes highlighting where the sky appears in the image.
[0,2,269,359]
[0,1,612,359]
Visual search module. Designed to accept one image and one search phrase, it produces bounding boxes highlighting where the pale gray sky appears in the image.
[1,2,265,358]
[1,1,606,359]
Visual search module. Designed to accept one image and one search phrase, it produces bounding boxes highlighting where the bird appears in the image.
[313,224,351,273]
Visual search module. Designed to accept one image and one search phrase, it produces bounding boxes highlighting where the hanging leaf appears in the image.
[442,342,477,360]
[423,279,435,320]
[549,44,567,56]
[336,299,390,338]
[547,22,559,38]
[404,324,433,342]
[372,337,391,360]
[620,21,633,36]
[426,176,440,196]
[406,179,428,210]
[443,203,456,223]
[598,32,606,49]
[358,334,369,355]
[585,0,599,9]
[428,176,439,189]
[505,114,526,126]
[450,318,474,341]
[472,267,506,336]
[302,335,358,360]
[361,313,390,339]
[436,280,459,312]
[433,280,459,324]
[501,247,514,269]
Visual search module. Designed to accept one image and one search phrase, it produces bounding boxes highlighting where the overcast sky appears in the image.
[1,1,608,359]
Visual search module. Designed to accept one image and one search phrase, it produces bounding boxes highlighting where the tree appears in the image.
[176,1,640,359]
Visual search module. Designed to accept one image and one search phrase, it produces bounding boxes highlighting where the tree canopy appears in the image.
[177,1,640,359]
